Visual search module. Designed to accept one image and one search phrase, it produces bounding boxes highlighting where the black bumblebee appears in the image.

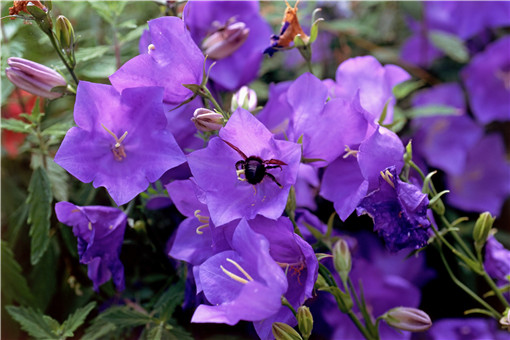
[222,139,287,188]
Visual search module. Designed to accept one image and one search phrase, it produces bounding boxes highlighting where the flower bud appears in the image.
[56,15,75,52]
[6,57,67,99]
[473,212,495,251]
[202,22,250,60]
[500,308,510,331]
[297,306,313,340]
[333,238,351,282]
[272,322,303,340]
[383,307,432,332]
[25,2,52,33]
[191,108,224,132]
[231,86,257,112]
[314,274,328,290]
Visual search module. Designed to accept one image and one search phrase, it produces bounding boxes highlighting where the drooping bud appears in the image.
[56,15,75,52]
[383,307,432,332]
[191,108,224,132]
[333,238,351,282]
[473,212,495,252]
[500,308,510,331]
[6,57,67,99]
[231,86,257,112]
[272,322,303,340]
[297,306,313,340]
[201,22,250,60]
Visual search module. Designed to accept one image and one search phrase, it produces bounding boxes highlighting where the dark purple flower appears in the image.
[400,31,443,68]
[446,134,510,215]
[426,318,509,340]
[462,36,510,124]
[187,108,301,226]
[183,1,271,91]
[411,83,483,175]
[191,218,288,326]
[295,209,328,244]
[321,126,405,221]
[484,235,510,286]
[163,97,204,153]
[110,17,204,106]
[356,166,430,252]
[54,82,186,206]
[55,202,127,291]
[295,164,319,210]
[327,56,410,124]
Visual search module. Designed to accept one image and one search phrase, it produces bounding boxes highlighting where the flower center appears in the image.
[201,19,250,60]
[101,123,128,162]
[220,258,254,285]
[380,169,396,189]
[194,210,210,235]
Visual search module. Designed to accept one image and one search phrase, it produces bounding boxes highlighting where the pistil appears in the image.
[101,123,128,161]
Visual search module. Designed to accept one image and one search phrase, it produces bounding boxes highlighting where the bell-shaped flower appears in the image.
[110,16,204,106]
[54,82,186,206]
[445,134,510,215]
[183,1,271,91]
[55,202,127,291]
[191,218,288,325]
[484,235,510,286]
[462,36,510,124]
[187,108,301,226]
[426,318,508,340]
[356,166,431,252]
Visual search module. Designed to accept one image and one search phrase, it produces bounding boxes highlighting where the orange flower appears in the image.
[8,0,46,17]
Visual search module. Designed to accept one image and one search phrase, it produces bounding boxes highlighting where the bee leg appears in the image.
[265,173,282,188]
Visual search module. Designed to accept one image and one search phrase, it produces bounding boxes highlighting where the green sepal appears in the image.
[429,30,469,63]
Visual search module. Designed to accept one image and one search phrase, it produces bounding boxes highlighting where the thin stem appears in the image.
[437,245,501,319]
[201,86,228,120]
[281,296,297,317]
[111,23,121,69]
[409,160,426,180]
[481,271,510,308]
[440,215,477,263]
[47,31,79,84]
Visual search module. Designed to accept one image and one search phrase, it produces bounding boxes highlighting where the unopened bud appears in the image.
[231,86,257,112]
[383,307,432,332]
[333,238,351,282]
[473,212,495,252]
[6,57,67,99]
[191,108,224,132]
[202,22,249,60]
[500,308,510,331]
[272,322,303,340]
[297,306,313,340]
[56,15,75,52]
[314,274,328,290]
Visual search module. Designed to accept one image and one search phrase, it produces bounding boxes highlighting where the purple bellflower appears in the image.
[55,202,127,291]
[356,166,431,252]
[187,108,301,227]
[191,218,288,326]
[484,235,510,286]
[183,1,271,91]
[110,16,204,106]
[446,134,510,215]
[54,82,186,206]
[326,56,410,124]
[461,36,510,124]
[411,83,483,175]
[426,318,510,340]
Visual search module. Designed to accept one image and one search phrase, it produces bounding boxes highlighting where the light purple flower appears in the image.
[427,318,509,340]
[191,218,288,326]
[446,134,510,215]
[484,235,510,286]
[110,16,204,106]
[461,36,510,124]
[187,108,301,226]
[327,56,410,124]
[183,1,271,91]
[55,202,127,291]
[356,166,431,252]
[54,82,186,206]
[411,83,483,175]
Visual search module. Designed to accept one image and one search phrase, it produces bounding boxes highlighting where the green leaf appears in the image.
[1,118,32,133]
[26,167,53,265]
[31,98,42,122]
[1,241,35,306]
[61,302,97,337]
[429,30,469,63]
[81,320,116,340]
[293,34,306,47]
[5,306,58,340]
[32,156,69,201]
[42,119,73,139]
[405,105,460,118]
[147,322,164,340]
[97,306,153,328]
[153,280,185,321]
[74,45,111,64]
[309,17,324,44]
[392,80,425,100]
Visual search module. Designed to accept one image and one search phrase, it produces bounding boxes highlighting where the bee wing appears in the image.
[222,139,248,160]
[264,159,287,166]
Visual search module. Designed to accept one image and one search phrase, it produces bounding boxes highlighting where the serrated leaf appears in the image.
[43,315,60,333]
[31,98,42,122]
[120,25,147,45]
[61,302,97,337]
[405,105,460,118]
[148,322,164,340]
[5,306,58,340]
[1,118,32,133]
[392,80,425,100]
[26,167,52,265]
[42,119,73,139]
[153,281,185,321]
[99,306,153,328]
[1,241,35,306]
[74,45,110,64]
[32,156,69,201]
[429,30,469,63]
[81,320,116,340]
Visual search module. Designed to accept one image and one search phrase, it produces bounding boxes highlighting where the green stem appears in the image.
[281,296,297,317]
[481,271,510,308]
[47,31,78,84]
[437,245,501,319]
[409,160,425,180]
[201,86,228,120]
[440,215,477,263]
